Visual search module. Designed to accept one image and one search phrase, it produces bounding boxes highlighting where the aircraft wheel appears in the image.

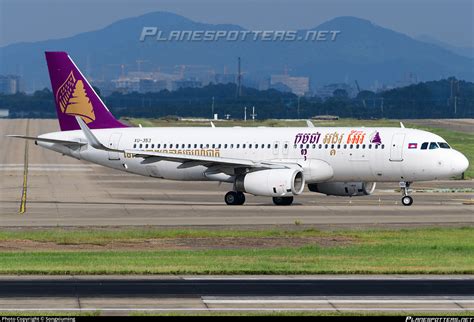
[236,192,246,205]
[225,191,242,205]
[272,196,294,206]
[401,195,413,206]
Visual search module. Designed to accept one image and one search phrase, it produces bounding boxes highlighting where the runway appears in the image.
[0,276,473,313]
[1,119,473,228]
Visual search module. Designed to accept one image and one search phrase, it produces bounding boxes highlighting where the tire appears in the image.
[225,191,238,205]
[272,196,294,206]
[401,195,413,206]
[236,192,246,205]
[225,191,245,205]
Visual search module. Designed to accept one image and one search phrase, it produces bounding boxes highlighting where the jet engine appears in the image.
[308,181,376,196]
[235,169,305,197]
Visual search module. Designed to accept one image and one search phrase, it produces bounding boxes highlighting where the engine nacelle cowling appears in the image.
[235,169,305,197]
[308,181,376,196]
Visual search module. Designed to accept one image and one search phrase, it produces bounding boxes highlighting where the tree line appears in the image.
[2,77,473,119]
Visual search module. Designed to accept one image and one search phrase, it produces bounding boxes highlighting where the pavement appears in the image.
[0,275,473,314]
[0,119,473,229]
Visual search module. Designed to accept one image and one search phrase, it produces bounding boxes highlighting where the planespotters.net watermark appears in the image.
[140,27,341,42]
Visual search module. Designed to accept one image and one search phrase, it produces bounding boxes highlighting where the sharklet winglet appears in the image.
[75,116,122,152]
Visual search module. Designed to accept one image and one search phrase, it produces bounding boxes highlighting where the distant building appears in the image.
[172,80,202,91]
[215,73,237,84]
[315,83,356,99]
[138,79,167,93]
[0,75,21,94]
[270,74,309,96]
[0,109,9,117]
[112,77,140,93]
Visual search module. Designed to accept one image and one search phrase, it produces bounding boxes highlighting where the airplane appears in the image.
[8,52,469,206]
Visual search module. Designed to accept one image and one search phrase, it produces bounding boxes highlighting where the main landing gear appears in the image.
[272,196,294,206]
[224,192,295,206]
[224,191,246,205]
[400,182,413,206]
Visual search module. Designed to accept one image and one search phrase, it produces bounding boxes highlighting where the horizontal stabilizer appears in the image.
[6,135,86,146]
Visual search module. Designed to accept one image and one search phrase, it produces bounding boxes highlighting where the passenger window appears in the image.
[194,144,197,148]
[212,144,215,148]
[375,145,378,149]
[224,144,228,148]
[151,144,154,149]
[268,144,271,149]
[133,144,136,149]
[356,144,359,149]
[170,144,173,148]
[350,144,353,149]
[206,144,209,148]
[381,144,385,149]
[313,144,316,149]
[421,142,428,150]
[429,142,439,149]
[164,144,167,148]
[331,144,334,149]
[243,144,246,148]
[249,144,252,148]
[200,144,203,148]
[362,144,365,149]
[237,144,240,148]
[181,144,185,148]
[438,142,450,149]
[158,144,161,148]
[368,144,371,149]
[139,144,143,149]
[230,144,234,148]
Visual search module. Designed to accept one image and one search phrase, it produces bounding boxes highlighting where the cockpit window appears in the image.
[438,142,450,149]
[421,142,428,150]
[429,142,439,149]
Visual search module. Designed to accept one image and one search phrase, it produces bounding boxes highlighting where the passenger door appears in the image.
[390,133,405,161]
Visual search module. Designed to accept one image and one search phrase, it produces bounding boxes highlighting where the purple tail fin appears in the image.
[45,52,127,131]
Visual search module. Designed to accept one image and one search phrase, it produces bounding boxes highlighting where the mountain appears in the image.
[416,34,474,59]
[0,12,473,91]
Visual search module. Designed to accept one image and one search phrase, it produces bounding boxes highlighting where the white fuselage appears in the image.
[38,126,468,184]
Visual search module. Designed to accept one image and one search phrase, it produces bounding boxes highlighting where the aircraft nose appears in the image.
[452,151,469,175]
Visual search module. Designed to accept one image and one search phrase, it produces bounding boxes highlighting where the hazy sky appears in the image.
[0,0,472,47]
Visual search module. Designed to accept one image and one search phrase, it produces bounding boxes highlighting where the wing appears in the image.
[126,149,289,169]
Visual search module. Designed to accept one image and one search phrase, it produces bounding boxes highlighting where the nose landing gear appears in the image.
[400,182,413,206]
